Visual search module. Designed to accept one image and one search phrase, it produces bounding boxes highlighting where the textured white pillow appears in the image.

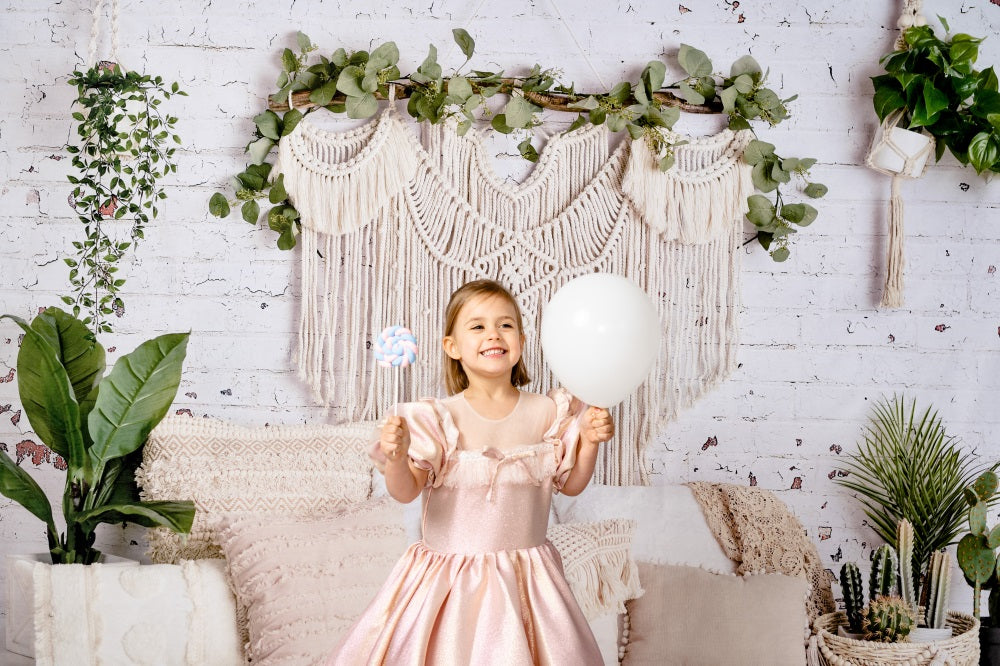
[32,559,241,666]
[138,415,377,562]
[552,484,735,572]
[217,498,408,666]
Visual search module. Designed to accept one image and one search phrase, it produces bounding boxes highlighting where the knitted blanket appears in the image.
[686,481,835,623]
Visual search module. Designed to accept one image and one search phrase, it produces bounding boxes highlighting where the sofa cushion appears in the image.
[547,518,643,620]
[551,484,735,572]
[622,563,809,666]
[137,415,376,562]
[217,498,408,666]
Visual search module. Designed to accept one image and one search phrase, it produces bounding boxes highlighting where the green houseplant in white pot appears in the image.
[0,307,195,657]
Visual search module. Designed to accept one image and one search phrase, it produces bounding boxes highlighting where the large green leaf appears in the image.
[88,332,189,470]
[2,314,85,464]
[29,308,105,408]
[75,500,195,535]
[0,449,56,536]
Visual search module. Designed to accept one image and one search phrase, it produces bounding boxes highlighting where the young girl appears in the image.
[327,279,614,665]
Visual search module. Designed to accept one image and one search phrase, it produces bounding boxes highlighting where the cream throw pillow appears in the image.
[32,559,241,666]
[623,563,809,666]
[217,498,408,666]
[547,518,643,620]
[138,415,376,562]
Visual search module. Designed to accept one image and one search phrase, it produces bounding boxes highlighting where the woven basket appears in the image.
[814,611,980,666]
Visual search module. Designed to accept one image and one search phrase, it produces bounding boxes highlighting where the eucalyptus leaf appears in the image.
[281,48,297,73]
[246,137,275,165]
[336,66,366,97]
[310,79,339,106]
[743,140,776,165]
[448,76,473,101]
[641,60,666,96]
[568,95,600,111]
[719,86,738,113]
[452,28,475,60]
[678,44,713,78]
[208,192,230,218]
[253,110,281,140]
[804,183,828,198]
[491,114,514,134]
[346,92,379,119]
[241,199,260,225]
[678,82,705,105]
[730,54,762,78]
[296,32,313,53]
[269,174,287,204]
[371,42,399,66]
[504,96,537,128]
[771,246,790,262]
[517,137,539,162]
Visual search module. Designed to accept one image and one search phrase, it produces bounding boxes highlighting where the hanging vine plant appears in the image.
[210,30,826,261]
[64,62,185,333]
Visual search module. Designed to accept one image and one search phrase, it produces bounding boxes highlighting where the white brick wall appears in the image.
[2,0,999,623]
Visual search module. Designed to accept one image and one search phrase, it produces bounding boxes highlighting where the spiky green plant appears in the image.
[925,550,952,629]
[862,595,916,643]
[870,544,898,601]
[840,562,865,633]
[837,395,992,604]
[897,518,917,612]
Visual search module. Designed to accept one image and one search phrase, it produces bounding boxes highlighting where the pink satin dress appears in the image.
[326,388,602,665]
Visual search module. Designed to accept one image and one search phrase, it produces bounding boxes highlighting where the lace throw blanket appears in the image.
[686,481,835,623]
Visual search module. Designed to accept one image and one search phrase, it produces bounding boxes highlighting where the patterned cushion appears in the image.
[546,519,643,620]
[137,415,376,562]
[217,499,408,666]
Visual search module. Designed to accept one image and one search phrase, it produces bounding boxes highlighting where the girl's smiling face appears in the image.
[442,294,524,385]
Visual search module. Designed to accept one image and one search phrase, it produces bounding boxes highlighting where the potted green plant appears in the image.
[957,471,1000,664]
[64,62,184,333]
[872,18,1000,176]
[0,307,195,657]
[836,395,992,605]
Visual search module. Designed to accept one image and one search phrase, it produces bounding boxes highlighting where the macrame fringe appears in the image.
[274,110,419,235]
[285,114,745,485]
[622,129,754,243]
[880,175,905,308]
[557,519,644,620]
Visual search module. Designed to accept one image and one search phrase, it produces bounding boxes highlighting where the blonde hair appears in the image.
[443,280,531,395]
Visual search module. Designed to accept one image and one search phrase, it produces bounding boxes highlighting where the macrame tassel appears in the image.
[622,130,753,244]
[274,111,419,235]
[880,175,905,308]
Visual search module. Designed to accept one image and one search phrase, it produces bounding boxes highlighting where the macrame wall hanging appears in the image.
[212,0,825,485]
[865,0,934,308]
[276,106,751,486]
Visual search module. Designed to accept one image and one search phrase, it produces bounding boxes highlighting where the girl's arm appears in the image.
[381,416,429,503]
[560,407,614,496]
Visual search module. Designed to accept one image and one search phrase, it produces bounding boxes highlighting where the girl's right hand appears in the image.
[380,415,410,462]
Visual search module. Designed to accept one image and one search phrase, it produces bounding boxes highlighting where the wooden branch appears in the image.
[267,81,723,115]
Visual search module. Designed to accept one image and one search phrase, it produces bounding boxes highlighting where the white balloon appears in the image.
[540,274,661,407]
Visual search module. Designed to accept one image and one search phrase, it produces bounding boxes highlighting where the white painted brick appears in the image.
[2,0,1000,625]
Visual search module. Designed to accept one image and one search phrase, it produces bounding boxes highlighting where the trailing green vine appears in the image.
[64,62,184,333]
[210,30,826,261]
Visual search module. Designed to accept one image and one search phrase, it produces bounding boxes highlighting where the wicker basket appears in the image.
[813,611,980,666]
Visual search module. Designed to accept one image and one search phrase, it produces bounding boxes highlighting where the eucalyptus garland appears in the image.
[64,62,184,333]
[211,30,826,261]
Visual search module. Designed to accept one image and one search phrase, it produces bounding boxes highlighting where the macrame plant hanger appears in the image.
[864,0,934,308]
[86,0,121,69]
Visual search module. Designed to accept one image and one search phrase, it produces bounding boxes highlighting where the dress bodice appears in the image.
[421,444,556,554]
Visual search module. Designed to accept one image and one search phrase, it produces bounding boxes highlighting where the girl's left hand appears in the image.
[582,407,614,445]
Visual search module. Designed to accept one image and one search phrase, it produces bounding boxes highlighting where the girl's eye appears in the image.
[471,325,484,330]
[501,323,514,328]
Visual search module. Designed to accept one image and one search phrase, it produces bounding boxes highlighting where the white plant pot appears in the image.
[837,625,866,640]
[908,626,953,643]
[5,553,138,658]
[868,125,933,177]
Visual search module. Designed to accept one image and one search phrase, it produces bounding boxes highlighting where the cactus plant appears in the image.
[862,595,917,643]
[840,562,865,633]
[897,518,917,612]
[958,470,1000,625]
[925,550,952,629]
[870,544,898,601]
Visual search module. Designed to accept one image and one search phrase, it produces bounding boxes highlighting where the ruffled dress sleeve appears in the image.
[368,399,459,488]
[544,387,590,492]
